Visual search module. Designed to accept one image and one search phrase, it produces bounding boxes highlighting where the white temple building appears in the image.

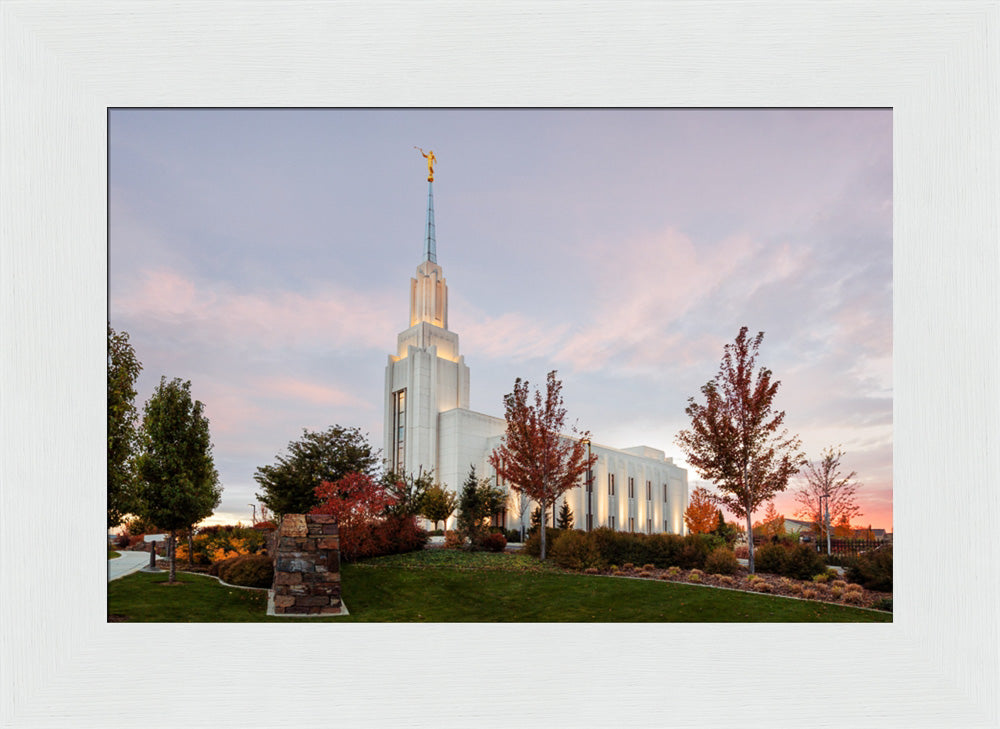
[384,170,688,534]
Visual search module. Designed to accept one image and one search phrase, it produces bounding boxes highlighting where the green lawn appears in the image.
[107,549,891,623]
[108,550,120,559]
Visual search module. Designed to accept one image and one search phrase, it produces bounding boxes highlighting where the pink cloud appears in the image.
[255,376,372,410]
[115,267,397,352]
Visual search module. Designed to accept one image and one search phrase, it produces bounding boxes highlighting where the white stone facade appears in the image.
[383,185,687,534]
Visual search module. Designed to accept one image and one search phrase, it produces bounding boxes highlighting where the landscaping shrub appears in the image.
[846,544,892,592]
[704,546,739,575]
[802,587,817,600]
[340,515,427,562]
[523,528,564,558]
[591,528,646,566]
[872,597,893,612]
[213,554,273,588]
[753,543,786,574]
[182,525,267,564]
[782,543,827,580]
[845,583,863,594]
[505,529,523,543]
[550,530,601,571]
[841,590,864,605]
[114,533,130,549]
[477,532,507,552]
[687,571,703,583]
[753,581,772,593]
[443,530,465,549]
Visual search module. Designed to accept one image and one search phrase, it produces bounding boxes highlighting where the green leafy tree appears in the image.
[676,327,805,573]
[108,324,142,528]
[254,425,379,516]
[136,377,222,582]
[382,468,433,518]
[456,466,507,548]
[489,371,596,561]
[557,500,574,530]
[420,483,458,532]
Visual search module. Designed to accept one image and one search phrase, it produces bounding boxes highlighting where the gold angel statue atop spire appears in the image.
[415,147,436,182]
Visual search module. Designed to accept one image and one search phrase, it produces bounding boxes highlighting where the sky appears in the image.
[109,108,892,531]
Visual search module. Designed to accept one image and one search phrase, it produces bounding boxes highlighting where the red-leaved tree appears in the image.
[675,327,805,573]
[488,371,596,561]
[684,486,718,534]
[310,473,408,561]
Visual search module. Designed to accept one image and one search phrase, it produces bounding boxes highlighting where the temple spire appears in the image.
[424,180,437,264]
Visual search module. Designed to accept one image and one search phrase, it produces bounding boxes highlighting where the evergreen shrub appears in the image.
[753,542,786,574]
[782,543,826,580]
[846,544,892,592]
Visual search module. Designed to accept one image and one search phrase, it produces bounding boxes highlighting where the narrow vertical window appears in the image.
[663,484,668,502]
[646,480,651,500]
[608,473,615,496]
[647,518,652,533]
[628,477,634,498]
[393,389,406,472]
[629,517,635,533]
[609,515,616,530]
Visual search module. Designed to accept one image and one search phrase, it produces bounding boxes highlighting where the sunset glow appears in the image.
[109,109,892,532]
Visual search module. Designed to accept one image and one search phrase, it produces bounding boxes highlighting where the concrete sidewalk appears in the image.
[108,550,156,582]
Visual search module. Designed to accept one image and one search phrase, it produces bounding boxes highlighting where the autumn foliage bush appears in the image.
[176,525,267,564]
[209,554,273,588]
[443,530,465,549]
[309,473,427,563]
[338,515,427,563]
[477,532,507,553]
[704,546,739,575]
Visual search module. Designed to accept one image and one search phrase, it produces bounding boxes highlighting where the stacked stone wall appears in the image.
[271,514,342,615]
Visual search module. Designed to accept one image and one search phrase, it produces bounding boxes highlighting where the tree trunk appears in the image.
[540,498,547,560]
[169,529,177,582]
[188,532,194,566]
[746,513,755,573]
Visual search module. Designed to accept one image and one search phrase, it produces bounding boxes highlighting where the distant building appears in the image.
[383,174,688,534]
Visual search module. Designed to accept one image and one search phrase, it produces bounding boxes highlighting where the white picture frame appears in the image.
[2,2,997,727]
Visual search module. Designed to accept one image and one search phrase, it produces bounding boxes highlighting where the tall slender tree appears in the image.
[108,324,142,528]
[794,446,863,547]
[676,327,805,573]
[489,371,596,560]
[137,377,221,583]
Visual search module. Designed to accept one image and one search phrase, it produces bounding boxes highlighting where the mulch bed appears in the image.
[592,564,890,610]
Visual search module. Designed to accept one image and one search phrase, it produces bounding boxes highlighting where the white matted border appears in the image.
[2,2,997,727]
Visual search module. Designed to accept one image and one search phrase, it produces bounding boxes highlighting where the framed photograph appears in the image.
[3,2,997,727]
